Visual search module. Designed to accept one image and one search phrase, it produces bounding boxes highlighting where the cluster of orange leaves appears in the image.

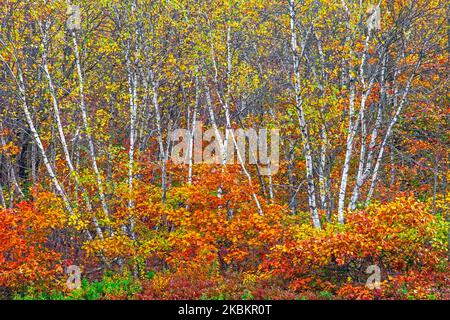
[263,197,448,297]
[0,191,66,291]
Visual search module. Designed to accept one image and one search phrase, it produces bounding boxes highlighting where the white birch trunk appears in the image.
[337,27,375,223]
[149,70,168,202]
[187,77,199,185]
[71,31,110,218]
[126,47,138,211]
[289,0,321,228]
[41,25,103,239]
[349,54,387,210]
[366,66,418,203]
[17,68,72,213]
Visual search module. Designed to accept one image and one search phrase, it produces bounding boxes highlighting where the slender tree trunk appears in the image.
[318,126,328,210]
[337,26,376,223]
[126,45,138,209]
[349,53,387,210]
[187,77,199,185]
[71,30,110,219]
[366,64,419,204]
[41,23,103,239]
[0,180,6,208]
[0,123,24,199]
[16,67,72,213]
[149,70,167,203]
[289,0,321,228]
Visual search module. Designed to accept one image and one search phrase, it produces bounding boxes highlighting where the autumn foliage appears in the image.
[1,166,448,299]
[0,0,448,300]
[0,192,66,293]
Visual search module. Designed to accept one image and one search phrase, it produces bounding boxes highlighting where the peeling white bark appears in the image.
[289,0,321,228]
